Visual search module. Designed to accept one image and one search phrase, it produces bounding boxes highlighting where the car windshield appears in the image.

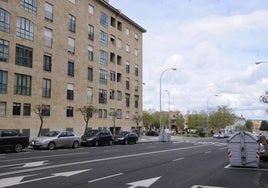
[84,130,98,137]
[118,132,129,136]
[43,131,60,137]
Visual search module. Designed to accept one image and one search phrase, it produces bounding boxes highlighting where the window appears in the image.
[99,69,107,85]
[45,2,53,21]
[100,31,108,46]
[0,102,6,116]
[126,78,130,90]
[134,33,138,40]
[117,55,122,65]
[23,103,31,116]
[110,89,115,100]
[13,102,21,115]
[69,14,76,32]
[135,65,139,76]
[0,38,9,62]
[110,71,115,81]
[135,95,139,108]
[68,37,75,54]
[88,24,94,40]
[126,28,129,36]
[42,78,51,98]
[68,60,74,77]
[135,49,138,56]
[0,8,10,33]
[126,94,130,107]
[16,17,34,40]
[88,45,93,61]
[0,70,7,94]
[20,0,37,15]
[126,61,130,73]
[117,38,121,48]
[44,28,52,47]
[88,67,93,81]
[110,35,115,46]
[110,52,115,63]
[117,73,121,83]
[125,44,130,52]
[41,105,50,116]
[134,80,138,91]
[66,106,73,117]
[14,73,31,96]
[117,109,122,119]
[99,89,107,104]
[88,4,94,14]
[100,12,108,28]
[117,21,122,31]
[15,44,33,68]
[111,17,116,27]
[99,50,107,65]
[98,109,107,118]
[117,91,122,101]
[87,87,93,103]
[43,54,52,71]
[67,83,74,100]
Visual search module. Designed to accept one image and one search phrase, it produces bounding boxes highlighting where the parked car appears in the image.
[114,131,139,144]
[145,130,159,136]
[30,131,81,150]
[81,129,114,146]
[213,133,225,138]
[0,130,29,153]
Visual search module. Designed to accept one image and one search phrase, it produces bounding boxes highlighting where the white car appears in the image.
[30,131,81,150]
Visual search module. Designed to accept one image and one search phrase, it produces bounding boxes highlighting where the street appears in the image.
[0,137,268,188]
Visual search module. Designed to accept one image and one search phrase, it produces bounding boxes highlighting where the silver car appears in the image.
[30,131,81,150]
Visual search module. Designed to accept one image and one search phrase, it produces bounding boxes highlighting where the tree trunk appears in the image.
[38,117,43,137]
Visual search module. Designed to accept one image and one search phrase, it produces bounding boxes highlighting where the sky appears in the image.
[109,0,268,120]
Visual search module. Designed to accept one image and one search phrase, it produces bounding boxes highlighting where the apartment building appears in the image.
[0,0,146,138]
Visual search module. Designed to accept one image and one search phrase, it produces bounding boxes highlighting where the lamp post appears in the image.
[206,94,218,137]
[255,61,268,65]
[165,90,171,129]
[160,68,176,135]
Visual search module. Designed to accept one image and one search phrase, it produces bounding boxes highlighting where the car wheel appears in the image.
[95,141,99,147]
[48,142,55,150]
[72,141,79,149]
[14,143,23,153]
[124,139,128,145]
[108,140,113,146]
[135,139,138,144]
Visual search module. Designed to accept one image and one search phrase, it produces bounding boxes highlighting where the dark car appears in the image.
[145,130,159,136]
[114,131,139,144]
[0,130,29,153]
[81,129,114,146]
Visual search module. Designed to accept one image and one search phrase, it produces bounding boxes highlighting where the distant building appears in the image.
[0,0,146,138]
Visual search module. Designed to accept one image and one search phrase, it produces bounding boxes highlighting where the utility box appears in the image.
[227,131,260,168]
[159,129,171,142]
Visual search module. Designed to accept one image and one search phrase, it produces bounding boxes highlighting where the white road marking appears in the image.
[172,157,185,162]
[205,151,211,154]
[191,185,228,188]
[88,173,123,183]
[0,144,209,177]
[127,176,161,188]
[23,161,48,168]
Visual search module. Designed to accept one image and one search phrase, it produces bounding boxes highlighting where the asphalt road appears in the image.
[0,138,268,188]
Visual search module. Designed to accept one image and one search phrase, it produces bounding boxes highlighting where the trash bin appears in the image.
[227,131,260,168]
[159,129,171,142]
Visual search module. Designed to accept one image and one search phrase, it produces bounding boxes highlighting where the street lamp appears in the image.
[160,68,176,135]
[165,90,170,129]
[255,61,268,65]
[206,94,218,137]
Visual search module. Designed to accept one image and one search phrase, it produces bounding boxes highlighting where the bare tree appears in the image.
[132,114,143,136]
[109,109,118,136]
[260,91,268,103]
[34,104,44,137]
[77,105,98,134]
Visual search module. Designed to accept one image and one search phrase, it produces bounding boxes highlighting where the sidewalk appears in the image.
[139,135,184,143]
